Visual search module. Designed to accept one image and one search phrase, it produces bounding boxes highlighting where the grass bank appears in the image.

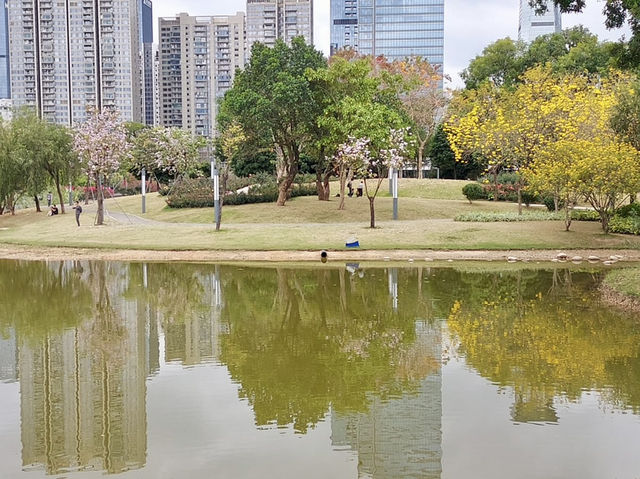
[1,179,640,253]
[601,268,640,313]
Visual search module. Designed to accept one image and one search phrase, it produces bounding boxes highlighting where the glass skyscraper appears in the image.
[330,0,444,73]
[519,0,561,42]
[141,0,154,126]
[0,0,10,99]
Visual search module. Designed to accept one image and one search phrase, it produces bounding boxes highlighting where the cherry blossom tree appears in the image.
[333,136,370,210]
[74,109,130,225]
[359,128,409,228]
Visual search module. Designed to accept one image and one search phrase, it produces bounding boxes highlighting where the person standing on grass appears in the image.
[72,201,82,226]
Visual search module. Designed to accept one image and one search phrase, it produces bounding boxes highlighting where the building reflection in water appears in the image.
[15,261,154,475]
[331,321,442,479]
[4,262,444,477]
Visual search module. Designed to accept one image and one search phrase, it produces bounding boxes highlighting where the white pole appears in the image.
[141,168,146,214]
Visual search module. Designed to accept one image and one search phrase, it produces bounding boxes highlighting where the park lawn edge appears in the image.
[2,243,640,264]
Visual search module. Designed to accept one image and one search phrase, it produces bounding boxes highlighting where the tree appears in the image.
[358,128,410,228]
[571,140,640,232]
[447,66,607,214]
[611,77,640,150]
[461,38,527,90]
[74,109,130,225]
[333,136,370,210]
[428,124,483,180]
[12,110,79,214]
[0,121,27,215]
[461,28,618,91]
[220,38,326,206]
[393,57,446,179]
[307,55,382,201]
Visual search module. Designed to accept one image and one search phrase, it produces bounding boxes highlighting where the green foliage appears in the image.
[615,202,640,218]
[542,196,561,211]
[219,37,326,205]
[455,211,561,222]
[232,150,276,177]
[609,216,640,235]
[165,177,316,208]
[461,27,620,91]
[462,183,486,203]
[571,209,601,221]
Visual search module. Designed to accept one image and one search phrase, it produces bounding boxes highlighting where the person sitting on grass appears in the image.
[48,204,59,216]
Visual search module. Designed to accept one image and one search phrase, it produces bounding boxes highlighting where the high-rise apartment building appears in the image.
[518,0,562,42]
[141,0,154,126]
[330,0,444,74]
[246,0,313,51]
[7,0,143,125]
[158,13,246,137]
[0,1,10,99]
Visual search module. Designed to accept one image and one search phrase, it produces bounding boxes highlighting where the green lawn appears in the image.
[107,191,516,224]
[603,268,640,299]
[2,179,640,252]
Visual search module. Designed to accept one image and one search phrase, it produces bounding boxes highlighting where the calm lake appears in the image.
[0,260,639,479]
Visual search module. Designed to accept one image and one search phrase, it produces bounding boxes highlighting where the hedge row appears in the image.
[165,177,316,208]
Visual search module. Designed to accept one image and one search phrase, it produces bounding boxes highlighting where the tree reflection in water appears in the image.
[443,268,640,422]
[218,266,441,433]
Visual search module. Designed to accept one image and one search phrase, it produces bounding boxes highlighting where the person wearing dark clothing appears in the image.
[49,204,59,216]
[356,180,364,197]
[347,181,354,197]
[72,201,82,226]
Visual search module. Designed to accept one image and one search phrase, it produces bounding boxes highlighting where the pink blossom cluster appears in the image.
[380,128,410,170]
[73,108,131,181]
[333,136,371,169]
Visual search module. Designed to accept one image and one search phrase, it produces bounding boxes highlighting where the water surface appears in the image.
[0,260,639,478]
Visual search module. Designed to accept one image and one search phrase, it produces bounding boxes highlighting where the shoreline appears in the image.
[600,284,640,314]
[1,244,639,264]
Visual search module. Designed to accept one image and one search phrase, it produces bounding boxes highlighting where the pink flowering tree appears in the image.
[358,128,409,228]
[74,109,130,225]
[151,127,205,181]
[333,136,370,210]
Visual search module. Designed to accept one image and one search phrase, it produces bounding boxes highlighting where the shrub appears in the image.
[609,216,640,235]
[165,177,316,208]
[615,202,640,218]
[166,178,214,208]
[542,196,565,212]
[571,209,600,222]
[521,190,539,207]
[462,183,485,203]
[455,211,561,222]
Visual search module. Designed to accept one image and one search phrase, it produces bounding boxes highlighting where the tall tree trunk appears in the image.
[316,170,331,201]
[316,171,324,200]
[34,195,41,213]
[564,203,572,231]
[369,196,376,228]
[54,176,66,214]
[97,176,105,225]
[322,173,330,201]
[276,172,297,206]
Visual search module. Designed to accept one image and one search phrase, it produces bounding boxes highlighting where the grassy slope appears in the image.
[603,269,640,298]
[2,179,640,251]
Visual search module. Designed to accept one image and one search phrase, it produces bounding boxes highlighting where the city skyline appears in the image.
[153,0,631,88]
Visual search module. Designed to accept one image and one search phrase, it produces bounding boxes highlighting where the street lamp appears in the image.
[210,144,221,231]
[141,168,146,214]
[392,167,399,220]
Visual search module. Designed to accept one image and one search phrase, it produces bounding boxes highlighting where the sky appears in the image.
[153,0,632,88]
